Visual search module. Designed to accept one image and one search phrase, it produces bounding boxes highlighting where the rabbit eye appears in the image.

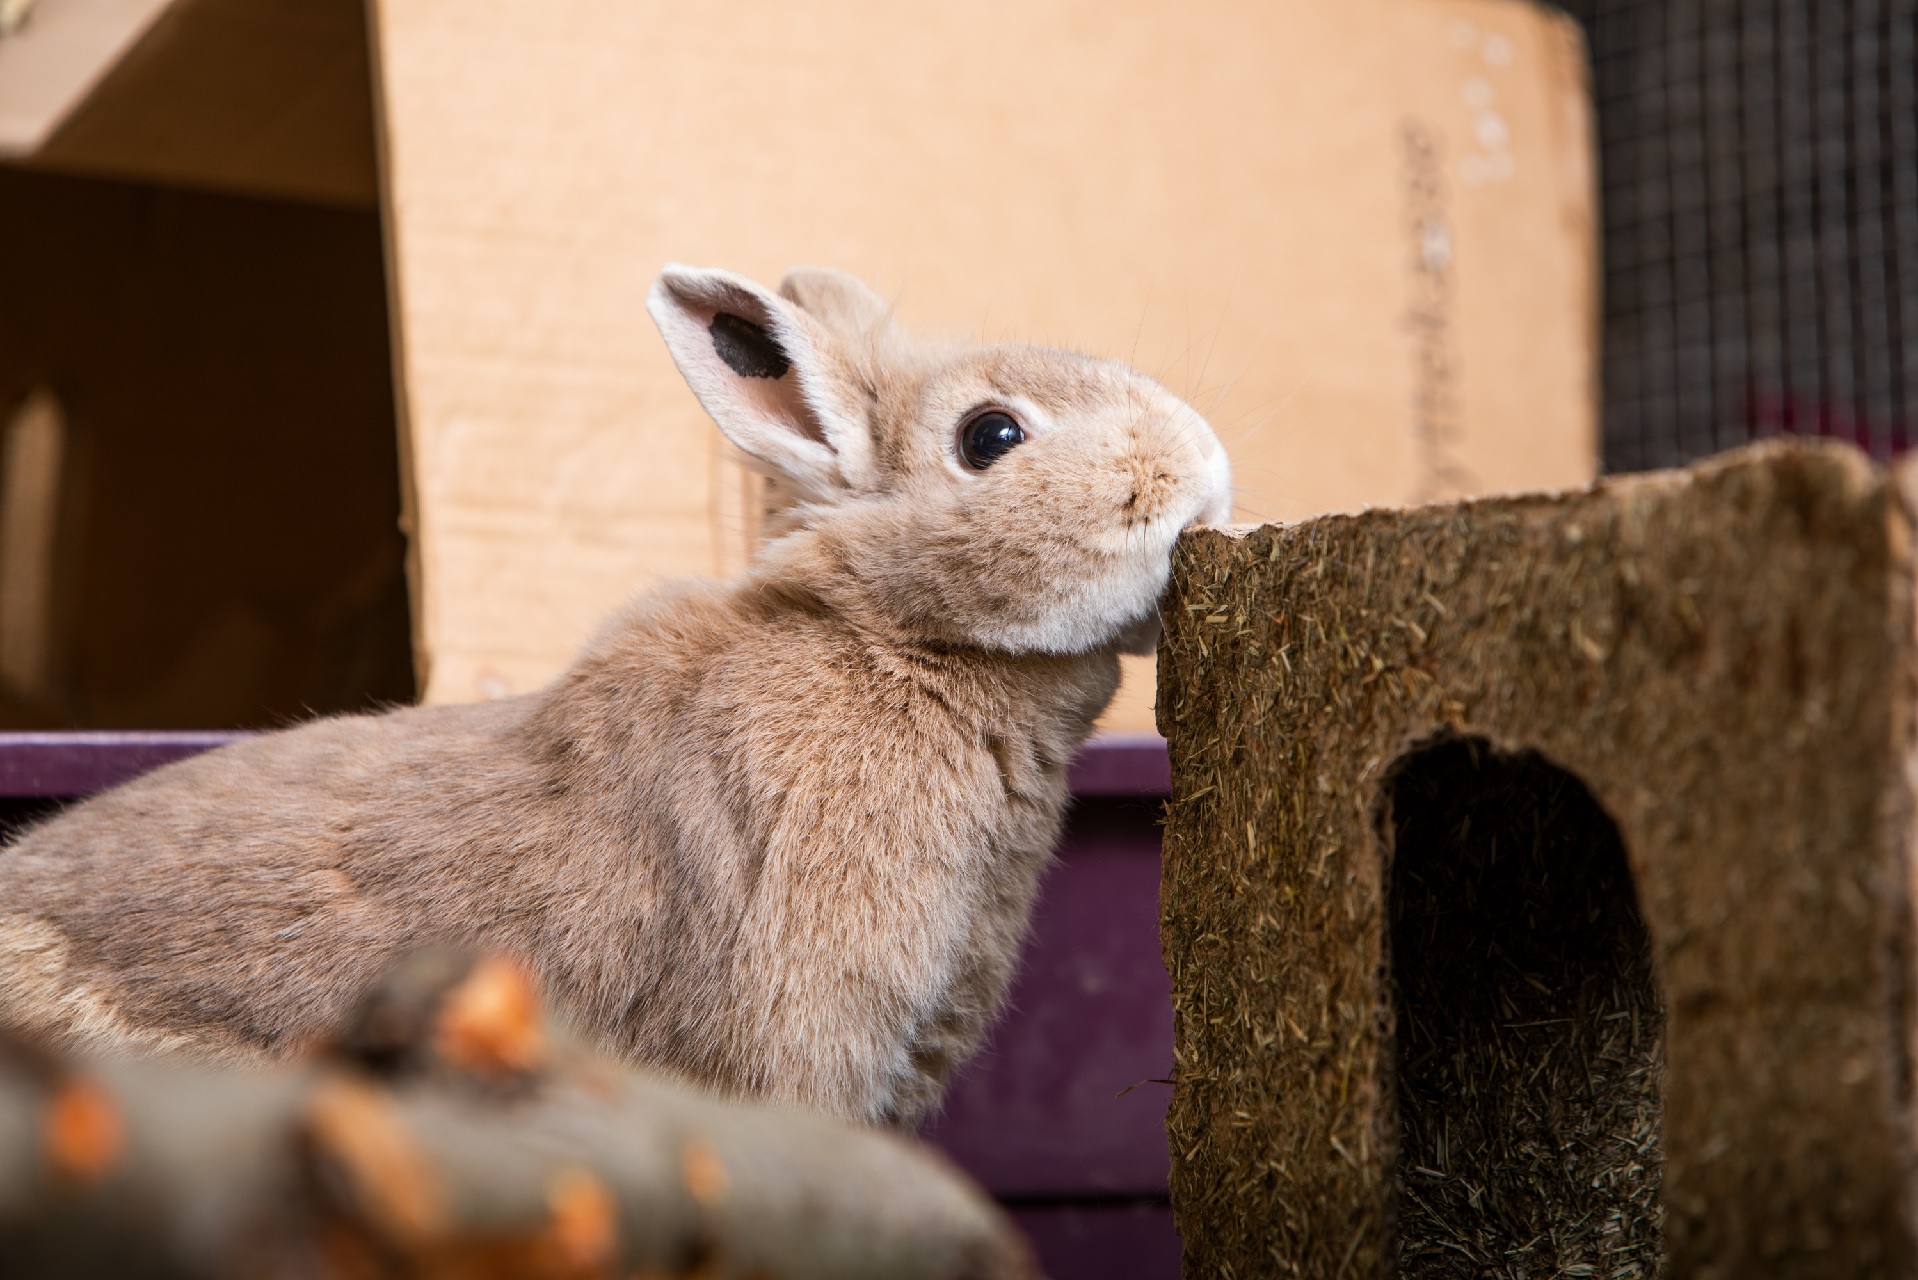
[959,410,1026,470]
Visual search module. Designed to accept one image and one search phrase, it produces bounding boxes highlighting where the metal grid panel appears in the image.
[1557,0,1918,471]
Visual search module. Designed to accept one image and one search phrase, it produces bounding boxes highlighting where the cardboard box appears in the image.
[7,0,1596,732]
[0,0,376,207]
[0,166,411,730]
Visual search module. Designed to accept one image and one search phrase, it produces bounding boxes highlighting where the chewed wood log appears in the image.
[0,970,1032,1279]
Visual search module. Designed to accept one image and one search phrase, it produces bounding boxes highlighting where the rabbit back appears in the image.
[0,697,554,1061]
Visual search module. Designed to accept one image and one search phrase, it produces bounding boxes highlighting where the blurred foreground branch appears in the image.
[0,954,1031,1279]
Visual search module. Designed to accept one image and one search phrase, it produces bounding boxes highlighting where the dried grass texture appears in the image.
[1158,442,1918,1278]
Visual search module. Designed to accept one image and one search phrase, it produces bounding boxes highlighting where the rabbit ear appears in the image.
[778,267,891,337]
[648,265,875,498]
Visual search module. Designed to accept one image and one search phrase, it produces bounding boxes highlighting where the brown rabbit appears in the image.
[0,266,1231,1125]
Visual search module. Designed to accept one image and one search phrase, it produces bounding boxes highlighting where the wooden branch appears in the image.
[0,955,1033,1278]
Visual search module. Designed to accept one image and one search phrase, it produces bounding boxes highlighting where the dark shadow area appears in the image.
[0,797,66,845]
[1385,737,1664,1278]
[0,164,413,729]
[1003,1199,1179,1280]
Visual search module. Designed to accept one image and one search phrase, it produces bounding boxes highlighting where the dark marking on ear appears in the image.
[709,313,792,380]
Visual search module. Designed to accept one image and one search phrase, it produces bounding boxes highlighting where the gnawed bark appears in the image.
[0,955,1031,1279]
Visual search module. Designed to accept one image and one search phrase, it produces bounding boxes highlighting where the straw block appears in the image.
[1158,442,1918,1278]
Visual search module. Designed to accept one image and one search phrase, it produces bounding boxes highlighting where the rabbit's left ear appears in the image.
[648,265,876,499]
[779,266,891,337]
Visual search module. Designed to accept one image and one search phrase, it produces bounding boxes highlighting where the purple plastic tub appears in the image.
[0,729,1180,1278]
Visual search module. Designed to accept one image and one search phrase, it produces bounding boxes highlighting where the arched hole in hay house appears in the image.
[1381,736,1664,1278]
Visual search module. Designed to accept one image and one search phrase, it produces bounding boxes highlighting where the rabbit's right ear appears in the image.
[648,266,876,499]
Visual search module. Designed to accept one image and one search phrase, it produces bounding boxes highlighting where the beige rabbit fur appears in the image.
[0,266,1231,1125]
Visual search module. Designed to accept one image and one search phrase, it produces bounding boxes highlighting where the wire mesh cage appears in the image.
[1554,0,1918,471]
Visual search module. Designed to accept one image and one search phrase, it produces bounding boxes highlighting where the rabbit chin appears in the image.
[968,569,1172,656]
[1111,612,1164,656]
